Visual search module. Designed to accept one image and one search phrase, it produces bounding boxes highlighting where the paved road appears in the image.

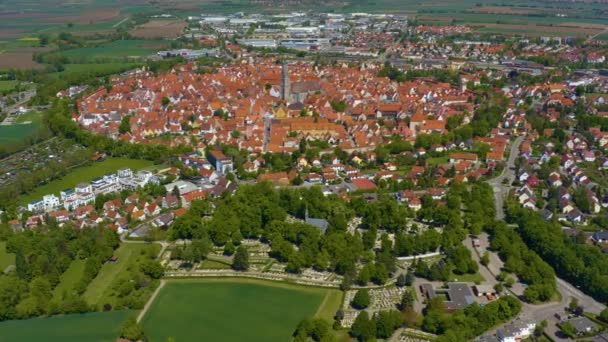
[487,135,524,220]
[463,236,497,287]
[481,135,606,340]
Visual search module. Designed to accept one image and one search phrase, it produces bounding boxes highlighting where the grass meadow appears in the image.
[0,241,15,272]
[52,259,86,302]
[141,279,342,342]
[84,243,160,307]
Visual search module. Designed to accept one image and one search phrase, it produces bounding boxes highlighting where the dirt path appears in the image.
[137,279,166,323]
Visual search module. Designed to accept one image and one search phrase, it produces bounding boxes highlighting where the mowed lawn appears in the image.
[19,158,154,204]
[142,280,342,342]
[84,243,160,307]
[0,310,135,342]
[0,241,16,272]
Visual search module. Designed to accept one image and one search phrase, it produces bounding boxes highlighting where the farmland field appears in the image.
[141,279,342,342]
[45,63,139,80]
[130,20,187,39]
[59,40,169,62]
[19,157,155,204]
[0,51,44,70]
[0,310,135,342]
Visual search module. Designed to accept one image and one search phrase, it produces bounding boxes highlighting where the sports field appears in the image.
[19,157,154,204]
[0,310,135,342]
[141,279,343,342]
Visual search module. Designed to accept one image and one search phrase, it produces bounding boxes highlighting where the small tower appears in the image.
[281,61,291,102]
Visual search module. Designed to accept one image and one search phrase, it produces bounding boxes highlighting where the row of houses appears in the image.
[27,168,159,213]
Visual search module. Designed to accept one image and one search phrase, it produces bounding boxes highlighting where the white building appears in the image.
[28,168,158,213]
[42,195,61,210]
[496,320,536,342]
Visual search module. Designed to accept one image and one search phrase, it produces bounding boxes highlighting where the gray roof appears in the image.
[566,317,597,334]
[592,331,608,342]
[306,217,329,233]
[421,282,475,311]
[445,283,475,310]
[592,231,608,241]
[497,319,535,339]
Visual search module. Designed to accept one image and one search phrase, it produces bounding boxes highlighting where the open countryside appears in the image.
[141,280,342,342]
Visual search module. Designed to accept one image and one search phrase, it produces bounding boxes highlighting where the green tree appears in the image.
[599,308,608,323]
[120,316,146,341]
[396,273,407,287]
[119,115,131,134]
[375,310,403,339]
[480,252,490,266]
[559,321,576,339]
[223,241,236,256]
[350,311,376,341]
[232,245,249,271]
[15,249,29,280]
[352,289,371,309]
[398,290,415,311]
[140,260,164,279]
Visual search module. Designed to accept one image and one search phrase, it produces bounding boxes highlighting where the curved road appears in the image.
[482,135,605,340]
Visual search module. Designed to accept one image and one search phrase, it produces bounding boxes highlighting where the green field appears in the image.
[19,157,155,204]
[59,40,168,62]
[84,243,160,307]
[46,63,139,79]
[0,241,16,272]
[52,259,86,301]
[0,123,40,146]
[427,155,449,166]
[0,80,18,92]
[15,110,42,124]
[141,279,342,342]
[0,310,134,342]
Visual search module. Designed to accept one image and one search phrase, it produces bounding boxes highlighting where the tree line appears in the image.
[168,181,494,288]
[0,225,119,321]
[507,205,608,303]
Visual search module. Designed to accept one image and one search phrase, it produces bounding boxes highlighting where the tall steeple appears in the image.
[281,61,291,103]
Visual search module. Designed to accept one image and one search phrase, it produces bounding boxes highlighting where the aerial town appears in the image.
[0,3,608,342]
